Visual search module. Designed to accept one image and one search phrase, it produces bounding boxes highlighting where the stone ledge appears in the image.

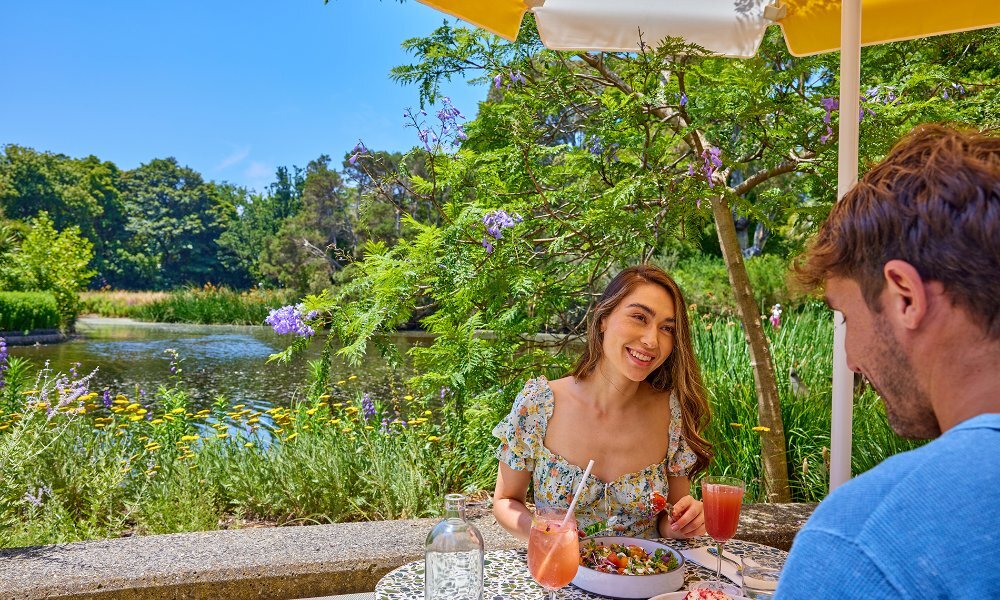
[0,503,816,600]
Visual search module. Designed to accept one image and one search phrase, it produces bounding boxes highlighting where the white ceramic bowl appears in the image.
[572,536,685,599]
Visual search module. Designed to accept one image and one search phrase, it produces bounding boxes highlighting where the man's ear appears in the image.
[883,260,928,330]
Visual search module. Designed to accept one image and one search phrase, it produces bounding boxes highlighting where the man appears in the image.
[776,125,1000,598]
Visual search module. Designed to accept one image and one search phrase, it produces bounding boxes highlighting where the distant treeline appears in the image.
[0,145,432,292]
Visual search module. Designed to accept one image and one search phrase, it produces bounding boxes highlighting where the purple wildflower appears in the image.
[0,337,7,389]
[482,239,494,254]
[361,393,376,422]
[266,304,316,338]
[493,74,503,89]
[769,304,783,329]
[24,485,51,508]
[679,93,688,107]
[439,386,450,399]
[102,389,112,408]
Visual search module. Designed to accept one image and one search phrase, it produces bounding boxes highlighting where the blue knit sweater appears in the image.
[775,414,1000,599]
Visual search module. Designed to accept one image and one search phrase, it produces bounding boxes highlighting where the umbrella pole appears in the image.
[830,0,861,492]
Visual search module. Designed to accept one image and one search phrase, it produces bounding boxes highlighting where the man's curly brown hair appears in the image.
[792,124,1000,337]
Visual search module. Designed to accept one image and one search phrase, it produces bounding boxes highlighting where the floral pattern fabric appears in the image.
[493,377,697,538]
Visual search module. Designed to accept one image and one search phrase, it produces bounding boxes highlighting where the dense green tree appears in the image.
[216,166,305,286]
[0,146,127,285]
[0,212,95,328]
[260,156,356,292]
[117,158,227,289]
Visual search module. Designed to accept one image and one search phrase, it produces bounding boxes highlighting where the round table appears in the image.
[376,537,787,599]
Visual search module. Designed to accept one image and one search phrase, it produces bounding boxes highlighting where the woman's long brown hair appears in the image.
[572,264,713,478]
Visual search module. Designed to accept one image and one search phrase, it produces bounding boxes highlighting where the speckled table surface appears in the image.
[376,538,787,600]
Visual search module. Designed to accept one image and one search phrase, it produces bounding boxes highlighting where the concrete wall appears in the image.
[0,503,816,600]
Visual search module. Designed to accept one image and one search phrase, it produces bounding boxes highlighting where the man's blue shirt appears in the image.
[776,413,1000,599]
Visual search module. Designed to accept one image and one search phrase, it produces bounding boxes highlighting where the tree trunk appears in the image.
[710,194,792,502]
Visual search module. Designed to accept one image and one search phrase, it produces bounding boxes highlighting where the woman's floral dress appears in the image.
[493,377,697,538]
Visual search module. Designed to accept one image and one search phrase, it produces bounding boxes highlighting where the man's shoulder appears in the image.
[808,418,1000,534]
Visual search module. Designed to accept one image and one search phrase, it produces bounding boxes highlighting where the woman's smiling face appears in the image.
[599,282,677,382]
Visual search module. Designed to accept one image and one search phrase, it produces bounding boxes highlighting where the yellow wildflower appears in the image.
[171,407,185,414]
[22,390,39,395]
[319,394,331,400]
[348,375,357,380]
[404,395,414,401]
[216,433,229,439]
[233,404,246,410]
[336,380,346,385]
[341,427,353,434]
[424,410,432,416]
[126,403,141,411]
[114,396,129,404]
[332,402,343,408]
[730,423,743,428]
[180,435,200,442]
[752,426,771,433]
[128,415,143,422]
[247,417,259,425]
[285,432,298,441]
[151,419,164,425]
[329,418,341,425]
[306,408,318,416]
[427,436,441,442]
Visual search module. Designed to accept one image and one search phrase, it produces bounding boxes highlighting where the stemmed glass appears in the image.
[527,507,579,599]
[701,475,745,589]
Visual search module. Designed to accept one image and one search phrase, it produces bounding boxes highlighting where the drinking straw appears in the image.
[561,459,595,527]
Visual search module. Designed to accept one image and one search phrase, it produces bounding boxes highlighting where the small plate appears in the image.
[572,536,685,599]
[650,592,749,600]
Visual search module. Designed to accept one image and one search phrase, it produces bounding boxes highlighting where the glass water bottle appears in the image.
[424,493,485,599]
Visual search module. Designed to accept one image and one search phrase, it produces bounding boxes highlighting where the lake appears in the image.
[7,317,421,415]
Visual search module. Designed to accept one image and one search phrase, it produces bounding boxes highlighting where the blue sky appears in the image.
[1,1,486,192]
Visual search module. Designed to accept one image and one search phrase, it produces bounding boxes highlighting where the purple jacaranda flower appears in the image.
[587,136,603,156]
[481,209,523,252]
[687,164,696,176]
[266,304,316,338]
[348,140,369,165]
[493,74,503,89]
[701,147,723,188]
[361,392,376,422]
[769,304,783,329]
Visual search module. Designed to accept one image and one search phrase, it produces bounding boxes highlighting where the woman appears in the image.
[492,264,713,541]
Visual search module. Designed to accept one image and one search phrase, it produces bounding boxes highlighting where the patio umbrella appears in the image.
[415,0,1000,491]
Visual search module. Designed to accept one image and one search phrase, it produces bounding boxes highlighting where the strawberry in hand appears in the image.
[650,491,669,515]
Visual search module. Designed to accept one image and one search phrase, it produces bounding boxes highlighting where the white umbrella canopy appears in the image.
[415,0,1000,491]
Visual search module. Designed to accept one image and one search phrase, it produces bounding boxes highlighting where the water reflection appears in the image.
[9,317,419,415]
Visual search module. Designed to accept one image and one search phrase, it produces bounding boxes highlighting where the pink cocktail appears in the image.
[702,476,746,589]
[527,508,579,599]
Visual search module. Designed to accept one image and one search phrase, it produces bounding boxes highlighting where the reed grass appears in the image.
[81,286,298,325]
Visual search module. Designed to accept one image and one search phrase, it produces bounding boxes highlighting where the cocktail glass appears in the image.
[527,507,579,600]
[702,475,745,589]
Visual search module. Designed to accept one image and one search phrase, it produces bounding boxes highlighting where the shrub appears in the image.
[0,292,60,332]
[668,253,796,314]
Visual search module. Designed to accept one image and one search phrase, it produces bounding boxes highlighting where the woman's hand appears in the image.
[659,494,705,538]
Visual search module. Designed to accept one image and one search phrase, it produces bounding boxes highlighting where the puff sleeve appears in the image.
[666,392,698,477]
[492,377,548,472]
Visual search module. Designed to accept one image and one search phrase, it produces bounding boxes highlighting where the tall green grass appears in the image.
[692,304,922,502]
[81,287,298,325]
